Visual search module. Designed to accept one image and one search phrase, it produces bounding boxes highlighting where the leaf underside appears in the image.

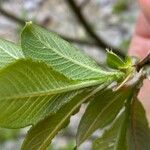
[21,91,88,150]
[21,22,124,81]
[0,59,113,128]
[21,86,109,150]
[0,38,23,68]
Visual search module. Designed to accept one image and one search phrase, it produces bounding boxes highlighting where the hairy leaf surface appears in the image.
[0,38,23,68]
[77,89,129,146]
[21,22,124,80]
[1,22,149,150]
[0,59,114,128]
[21,86,107,150]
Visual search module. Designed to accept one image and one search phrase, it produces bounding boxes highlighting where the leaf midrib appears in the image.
[37,85,106,150]
[0,79,109,100]
[0,45,19,59]
[0,41,23,59]
[30,31,108,75]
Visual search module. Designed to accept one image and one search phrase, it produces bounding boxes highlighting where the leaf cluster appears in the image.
[0,22,150,150]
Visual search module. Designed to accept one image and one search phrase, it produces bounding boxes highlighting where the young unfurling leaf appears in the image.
[106,50,133,71]
[106,50,125,69]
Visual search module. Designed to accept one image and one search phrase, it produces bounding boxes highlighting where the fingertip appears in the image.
[139,0,150,19]
[139,0,150,6]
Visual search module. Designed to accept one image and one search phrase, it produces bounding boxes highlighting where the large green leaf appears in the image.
[0,59,114,128]
[21,85,107,150]
[21,22,124,80]
[127,99,150,150]
[0,38,23,68]
[76,89,130,146]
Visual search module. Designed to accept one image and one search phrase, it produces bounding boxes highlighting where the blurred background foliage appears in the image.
[0,0,138,149]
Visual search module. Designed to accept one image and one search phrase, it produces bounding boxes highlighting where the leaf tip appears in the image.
[23,21,33,32]
[21,21,33,38]
[106,48,111,53]
[26,21,33,26]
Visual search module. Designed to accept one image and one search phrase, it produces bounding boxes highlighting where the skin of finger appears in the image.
[139,0,150,20]
[129,0,150,123]
[129,13,150,58]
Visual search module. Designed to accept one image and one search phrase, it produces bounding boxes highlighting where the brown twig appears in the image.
[135,53,150,71]
[0,7,25,25]
[0,4,125,57]
[66,0,125,57]
[60,35,97,46]
[0,7,102,47]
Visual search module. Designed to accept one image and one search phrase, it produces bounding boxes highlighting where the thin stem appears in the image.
[61,35,97,46]
[0,7,25,25]
[66,0,125,57]
[0,7,98,46]
[0,1,125,57]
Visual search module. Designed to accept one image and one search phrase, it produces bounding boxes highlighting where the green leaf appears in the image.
[21,86,107,150]
[127,99,150,150]
[92,111,127,150]
[0,59,113,128]
[0,128,20,142]
[21,22,124,80]
[124,56,132,67]
[106,51,133,71]
[92,90,133,150]
[77,88,130,146]
[106,50,125,69]
[0,38,23,68]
